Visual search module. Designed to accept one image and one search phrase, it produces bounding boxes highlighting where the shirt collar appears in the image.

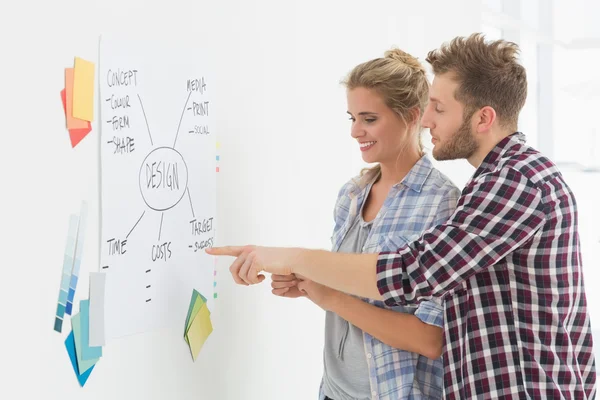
[475,132,526,176]
[351,154,434,197]
[397,154,434,193]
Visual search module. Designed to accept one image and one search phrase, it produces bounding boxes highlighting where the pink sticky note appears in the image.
[69,126,92,148]
[61,88,92,148]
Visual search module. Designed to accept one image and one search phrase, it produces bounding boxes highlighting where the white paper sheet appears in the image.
[99,36,216,341]
[88,272,106,346]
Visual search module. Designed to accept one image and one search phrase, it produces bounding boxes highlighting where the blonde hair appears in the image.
[426,33,527,130]
[342,48,430,179]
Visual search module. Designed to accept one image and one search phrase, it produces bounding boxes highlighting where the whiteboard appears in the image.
[98,36,216,344]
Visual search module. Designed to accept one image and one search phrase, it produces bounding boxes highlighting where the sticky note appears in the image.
[79,300,103,360]
[72,313,100,374]
[185,293,206,335]
[184,290,200,331]
[72,57,95,121]
[88,272,106,347]
[68,126,92,148]
[186,304,213,361]
[65,331,95,387]
[64,69,89,130]
[61,88,92,148]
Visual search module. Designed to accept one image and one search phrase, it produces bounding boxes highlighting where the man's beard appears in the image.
[432,116,479,161]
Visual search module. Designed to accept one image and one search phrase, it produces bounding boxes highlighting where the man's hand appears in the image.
[206,245,300,285]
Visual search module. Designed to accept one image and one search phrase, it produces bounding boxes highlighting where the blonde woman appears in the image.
[270,50,460,399]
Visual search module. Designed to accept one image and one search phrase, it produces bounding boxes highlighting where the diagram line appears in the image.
[126,211,146,239]
[186,188,195,218]
[172,91,192,148]
[137,94,154,146]
[158,212,164,241]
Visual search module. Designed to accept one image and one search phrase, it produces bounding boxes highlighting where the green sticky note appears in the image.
[185,295,205,336]
[184,290,200,331]
[72,313,100,374]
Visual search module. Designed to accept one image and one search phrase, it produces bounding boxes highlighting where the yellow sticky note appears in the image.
[216,141,221,149]
[73,57,95,121]
[186,304,213,361]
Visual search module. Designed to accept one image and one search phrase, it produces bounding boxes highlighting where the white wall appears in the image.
[0,1,481,399]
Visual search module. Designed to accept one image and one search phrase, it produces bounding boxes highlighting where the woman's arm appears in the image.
[297,279,443,360]
[333,293,442,359]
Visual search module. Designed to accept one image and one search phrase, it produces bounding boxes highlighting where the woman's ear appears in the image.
[410,107,422,130]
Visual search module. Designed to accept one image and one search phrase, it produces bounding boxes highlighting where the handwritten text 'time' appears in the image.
[107,238,127,255]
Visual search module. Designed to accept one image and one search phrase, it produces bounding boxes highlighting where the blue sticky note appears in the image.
[79,300,102,360]
[72,313,99,373]
[65,331,95,387]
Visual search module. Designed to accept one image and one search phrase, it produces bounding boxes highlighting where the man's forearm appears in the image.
[292,249,382,300]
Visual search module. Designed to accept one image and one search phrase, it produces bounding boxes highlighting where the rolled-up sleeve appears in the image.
[377,168,546,307]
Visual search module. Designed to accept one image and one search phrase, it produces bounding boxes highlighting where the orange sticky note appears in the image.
[61,88,92,148]
[72,57,95,121]
[65,69,89,130]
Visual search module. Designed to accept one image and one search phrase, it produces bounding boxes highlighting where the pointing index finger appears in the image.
[206,246,244,257]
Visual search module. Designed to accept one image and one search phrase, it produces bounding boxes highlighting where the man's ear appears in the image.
[475,106,497,133]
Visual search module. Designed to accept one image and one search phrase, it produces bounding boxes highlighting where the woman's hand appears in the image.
[271,274,305,298]
[297,279,342,311]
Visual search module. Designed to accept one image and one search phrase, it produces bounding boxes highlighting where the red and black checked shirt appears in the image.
[376,133,596,399]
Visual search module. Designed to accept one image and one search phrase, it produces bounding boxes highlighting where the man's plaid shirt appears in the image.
[376,132,597,399]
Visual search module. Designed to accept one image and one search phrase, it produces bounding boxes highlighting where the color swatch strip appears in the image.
[54,214,80,332]
[66,201,88,315]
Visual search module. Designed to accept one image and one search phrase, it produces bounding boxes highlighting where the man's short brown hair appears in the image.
[426,33,527,130]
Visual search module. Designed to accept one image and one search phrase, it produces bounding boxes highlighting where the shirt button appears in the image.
[367,353,372,359]
[371,390,378,398]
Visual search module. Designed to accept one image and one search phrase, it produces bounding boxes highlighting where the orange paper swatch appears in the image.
[65,68,89,130]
